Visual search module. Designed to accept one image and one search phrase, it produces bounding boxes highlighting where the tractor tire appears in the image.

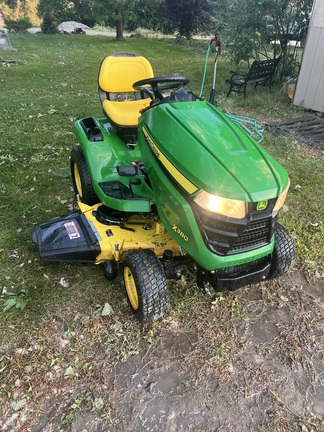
[268,222,295,279]
[123,250,169,322]
[70,146,99,205]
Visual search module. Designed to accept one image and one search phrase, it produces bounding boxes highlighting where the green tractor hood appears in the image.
[141,101,288,202]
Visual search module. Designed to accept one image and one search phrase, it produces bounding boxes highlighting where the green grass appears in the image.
[0,36,323,431]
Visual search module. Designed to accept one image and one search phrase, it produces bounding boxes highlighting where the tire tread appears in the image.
[124,250,168,322]
[268,223,295,279]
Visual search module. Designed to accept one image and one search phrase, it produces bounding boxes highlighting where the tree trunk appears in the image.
[116,7,123,41]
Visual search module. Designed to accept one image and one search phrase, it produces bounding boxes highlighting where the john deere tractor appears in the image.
[32,52,295,321]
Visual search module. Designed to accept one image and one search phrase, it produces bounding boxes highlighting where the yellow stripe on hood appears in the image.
[142,126,198,195]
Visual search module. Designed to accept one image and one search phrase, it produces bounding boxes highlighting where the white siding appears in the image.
[294,0,324,113]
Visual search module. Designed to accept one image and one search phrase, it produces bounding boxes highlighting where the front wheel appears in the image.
[123,250,169,322]
[103,260,118,281]
[268,223,295,279]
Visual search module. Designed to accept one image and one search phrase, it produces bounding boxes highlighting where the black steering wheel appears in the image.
[133,75,189,101]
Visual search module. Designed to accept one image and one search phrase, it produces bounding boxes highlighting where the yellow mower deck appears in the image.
[78,202,183,264]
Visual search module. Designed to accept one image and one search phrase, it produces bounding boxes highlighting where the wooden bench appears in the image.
[226,57,281,98]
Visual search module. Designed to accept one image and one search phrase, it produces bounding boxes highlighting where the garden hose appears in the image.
[199,42,264,143]
[227,115,264,143]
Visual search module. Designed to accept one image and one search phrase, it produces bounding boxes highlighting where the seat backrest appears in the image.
[98,52,153,96]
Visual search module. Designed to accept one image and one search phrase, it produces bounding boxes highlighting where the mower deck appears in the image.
[78,202,182,263]
[32,202,182,264]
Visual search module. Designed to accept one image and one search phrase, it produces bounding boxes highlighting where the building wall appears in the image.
[294,0,324,113]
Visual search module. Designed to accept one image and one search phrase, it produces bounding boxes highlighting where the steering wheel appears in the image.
[133,76,189,101]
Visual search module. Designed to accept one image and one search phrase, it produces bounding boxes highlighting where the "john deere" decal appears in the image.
[256,200,268,211]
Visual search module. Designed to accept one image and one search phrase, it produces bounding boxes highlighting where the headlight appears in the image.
[194,191,247,219]
[273,179,290,215]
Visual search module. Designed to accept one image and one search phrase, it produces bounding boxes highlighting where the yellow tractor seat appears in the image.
[98,53,154,130]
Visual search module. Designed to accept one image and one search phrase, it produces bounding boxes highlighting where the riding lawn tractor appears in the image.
[32,51,295,321]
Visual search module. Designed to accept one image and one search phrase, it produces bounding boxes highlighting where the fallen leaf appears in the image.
[11,397,27,412]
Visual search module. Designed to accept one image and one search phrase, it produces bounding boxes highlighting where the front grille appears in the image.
[230,219,270,252]
[194,206,274,256]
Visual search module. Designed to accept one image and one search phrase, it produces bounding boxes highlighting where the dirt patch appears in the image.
[105,275,324,432]
[1,270,323,432]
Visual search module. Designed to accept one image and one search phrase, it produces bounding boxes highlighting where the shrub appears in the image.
[4,17,32,32]
[41,9,59,34]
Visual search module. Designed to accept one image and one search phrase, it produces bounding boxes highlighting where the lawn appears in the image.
[0,33,323,431]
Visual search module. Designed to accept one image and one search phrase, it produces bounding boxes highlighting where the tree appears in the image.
[224,0,313,78]
[0,0,40,26]
[4,16,32,31]
[38,0,77,24]
[37,0,97,29]
[127,0,173,34]
[91,0,137,40]
[115,1,125,41]
[40,7,58,34]
[161,0,218,39]
[37,0,158,39]
[263,0,312,77]
[72,0,97,27]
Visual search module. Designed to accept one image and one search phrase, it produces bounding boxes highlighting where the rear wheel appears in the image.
[268,223,295,279]
[123,250,169,322]
[70,146,99,205]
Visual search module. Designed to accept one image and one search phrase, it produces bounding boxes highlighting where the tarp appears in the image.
[57,21,89,34]
[0,29,16,51]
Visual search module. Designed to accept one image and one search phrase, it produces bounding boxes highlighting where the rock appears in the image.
[312,400,324,416]
[101,302,114,316]
[166,410,176,420]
